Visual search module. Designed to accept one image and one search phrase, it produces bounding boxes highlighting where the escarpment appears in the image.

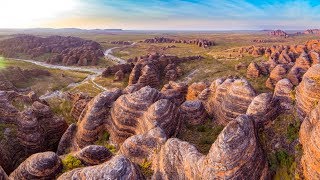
[300,103,320,179]
[0,91,67,174]
[152,115,268,179]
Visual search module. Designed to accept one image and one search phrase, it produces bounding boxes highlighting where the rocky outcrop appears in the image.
[186,82,208,100]
[0,35,104,66]
[296,64,320,120]
[102,63,134,77]
[68,92,92,120]
[111,41,132,45]
[246,93,279,126]
[181,100,208,125]
[268,30,288,37]
[60,86,182,155]
[152,115,268,179]
[128,53,202,87]
[247,62,261,78]
[304,29,320,35]
[201,78,256,125]
[300,103,320,179]
[9,152,62,180]
[57,155,143,179]
[161,81,188,106]
[120,127,167,164]
[74,145,113,166]
[144,37,215,48]
[273,78,294,111]
[71,89,122,150]
[114,70,125,81]
[0,91,67,174]
[266,64,288,89]
[110,87,181,144]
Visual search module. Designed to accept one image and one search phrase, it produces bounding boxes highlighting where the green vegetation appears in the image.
[48,98,75,125]
[62,154,83,172]
[139,159,154,179]
[0,58,89,95]
[258,112,303,179]
[95,131,117,154]
[178,119,224,154]
[268,150,296,180]
[0,56,6,69]
[273,113,301,143]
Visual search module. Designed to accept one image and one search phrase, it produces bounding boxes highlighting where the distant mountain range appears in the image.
[0,28,123,34]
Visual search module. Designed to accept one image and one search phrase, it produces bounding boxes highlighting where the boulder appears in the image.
[9,152,62,180]
[57,155,143,179]
[296,65,320,120]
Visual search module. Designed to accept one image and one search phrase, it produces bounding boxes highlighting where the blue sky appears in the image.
[1,0,320,30]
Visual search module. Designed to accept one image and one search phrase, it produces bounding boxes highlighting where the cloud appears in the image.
[1,0,320,29]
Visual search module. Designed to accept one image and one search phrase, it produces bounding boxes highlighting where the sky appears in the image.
[1,0,320,30]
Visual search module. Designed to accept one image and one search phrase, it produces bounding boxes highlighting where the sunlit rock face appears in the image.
[152,115,268,180]
[200,78,256,125]
[58,86,183,154]
[246,92,279,126]
[273,78,294,112]
[300,103,320,179]
[181,100,208,125]
[296,64,320,120]
[74,145,113,166]
[109,86,181,144]
[57,155,144,180]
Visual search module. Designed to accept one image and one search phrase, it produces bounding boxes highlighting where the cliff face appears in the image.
[296,64,320,120]
[300,103,320,179]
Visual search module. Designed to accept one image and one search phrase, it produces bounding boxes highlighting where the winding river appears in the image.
[9,44,132,99]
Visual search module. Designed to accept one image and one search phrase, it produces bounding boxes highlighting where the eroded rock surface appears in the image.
[152,115,268,179]
[200,78,256,125]
[296,64,320,120]
[300,103,320,179]
[9,152,62,180]
[0,91,67,174]
[0,35,104,66]
[57,155,143,180]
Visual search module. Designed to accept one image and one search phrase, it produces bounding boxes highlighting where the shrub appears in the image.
[62,154,83,172]
[139,159,153,178]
